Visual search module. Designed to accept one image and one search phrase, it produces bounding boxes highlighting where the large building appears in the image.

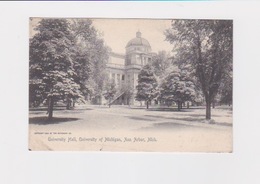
[105,31,155,105]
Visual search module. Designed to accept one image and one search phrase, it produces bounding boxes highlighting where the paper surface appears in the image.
[29,18,232,152]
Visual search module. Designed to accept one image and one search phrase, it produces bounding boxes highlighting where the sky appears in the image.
[30,18,174,54]
[91,18,174,54]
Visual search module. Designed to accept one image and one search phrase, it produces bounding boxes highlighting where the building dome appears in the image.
[126,31,151,48]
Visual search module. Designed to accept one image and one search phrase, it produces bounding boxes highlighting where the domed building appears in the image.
[125,31,152,66]
[105,31,155,105]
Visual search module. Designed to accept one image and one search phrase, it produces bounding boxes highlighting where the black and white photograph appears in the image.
[3,1,260,184]
[29,18,233,152]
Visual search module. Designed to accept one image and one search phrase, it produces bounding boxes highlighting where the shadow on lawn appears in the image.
[170,116,205,122]
[127,116,156,122]
[145,113,222,119]
[147,108,191,112]
[154,122,202,129]
[129,107,147,110]
[29,117,80,125]
[139,122,209,131]
[29,108,93,116]
[144,115,231,127]
[214,122,232,127]
[147,106,208,111]
[29,107,93,111]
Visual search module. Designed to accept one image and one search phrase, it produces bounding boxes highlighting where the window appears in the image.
[112,73,115,82]
[117,74,120,84]
[122,75,125,80]
[127,75,130,83]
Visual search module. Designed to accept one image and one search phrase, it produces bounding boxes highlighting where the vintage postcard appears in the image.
[29,18,232,152]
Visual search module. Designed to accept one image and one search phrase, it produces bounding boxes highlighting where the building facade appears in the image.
[105,31,155,105]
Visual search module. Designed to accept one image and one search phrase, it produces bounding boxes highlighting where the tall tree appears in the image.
[71,19,109,103]
[135,65,158,109]
[165,19,233,119]
[151,50,172,77]
[29,18,84,119]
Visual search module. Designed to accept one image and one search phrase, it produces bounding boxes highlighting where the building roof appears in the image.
[126,31,151,48]
[109,52,125,59]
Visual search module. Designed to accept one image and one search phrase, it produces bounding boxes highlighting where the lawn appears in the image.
[29,105,232,152]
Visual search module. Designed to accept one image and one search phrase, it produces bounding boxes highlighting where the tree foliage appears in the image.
[219,70,233,105]
[165,19,233,119]
[30,19,84,119]
[70,19,109,102]
[29,18,109,119]
[135,64,158,109]
[151,50,172,77]
[159,70,196,110]
[103,80,117,108]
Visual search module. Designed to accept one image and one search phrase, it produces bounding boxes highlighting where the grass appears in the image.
[29,117,80,125]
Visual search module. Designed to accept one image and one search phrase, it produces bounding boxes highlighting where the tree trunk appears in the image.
[66,99,70,110]
[48,97,54,120]
[146,101,149,109]
[212,101,215,108]
[206,101,211,120]
[187,102,189,109]
[177,101,181,111]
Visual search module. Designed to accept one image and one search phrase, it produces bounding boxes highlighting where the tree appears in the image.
[151,50,172,77]
[165,19,232,119]
[219,70,233,106]
[159,70,196,111]
[103,80,117,108]
[29,18,84,120]
[70,19,109,104]
[135,65,158,109]
[29,79,44,108]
